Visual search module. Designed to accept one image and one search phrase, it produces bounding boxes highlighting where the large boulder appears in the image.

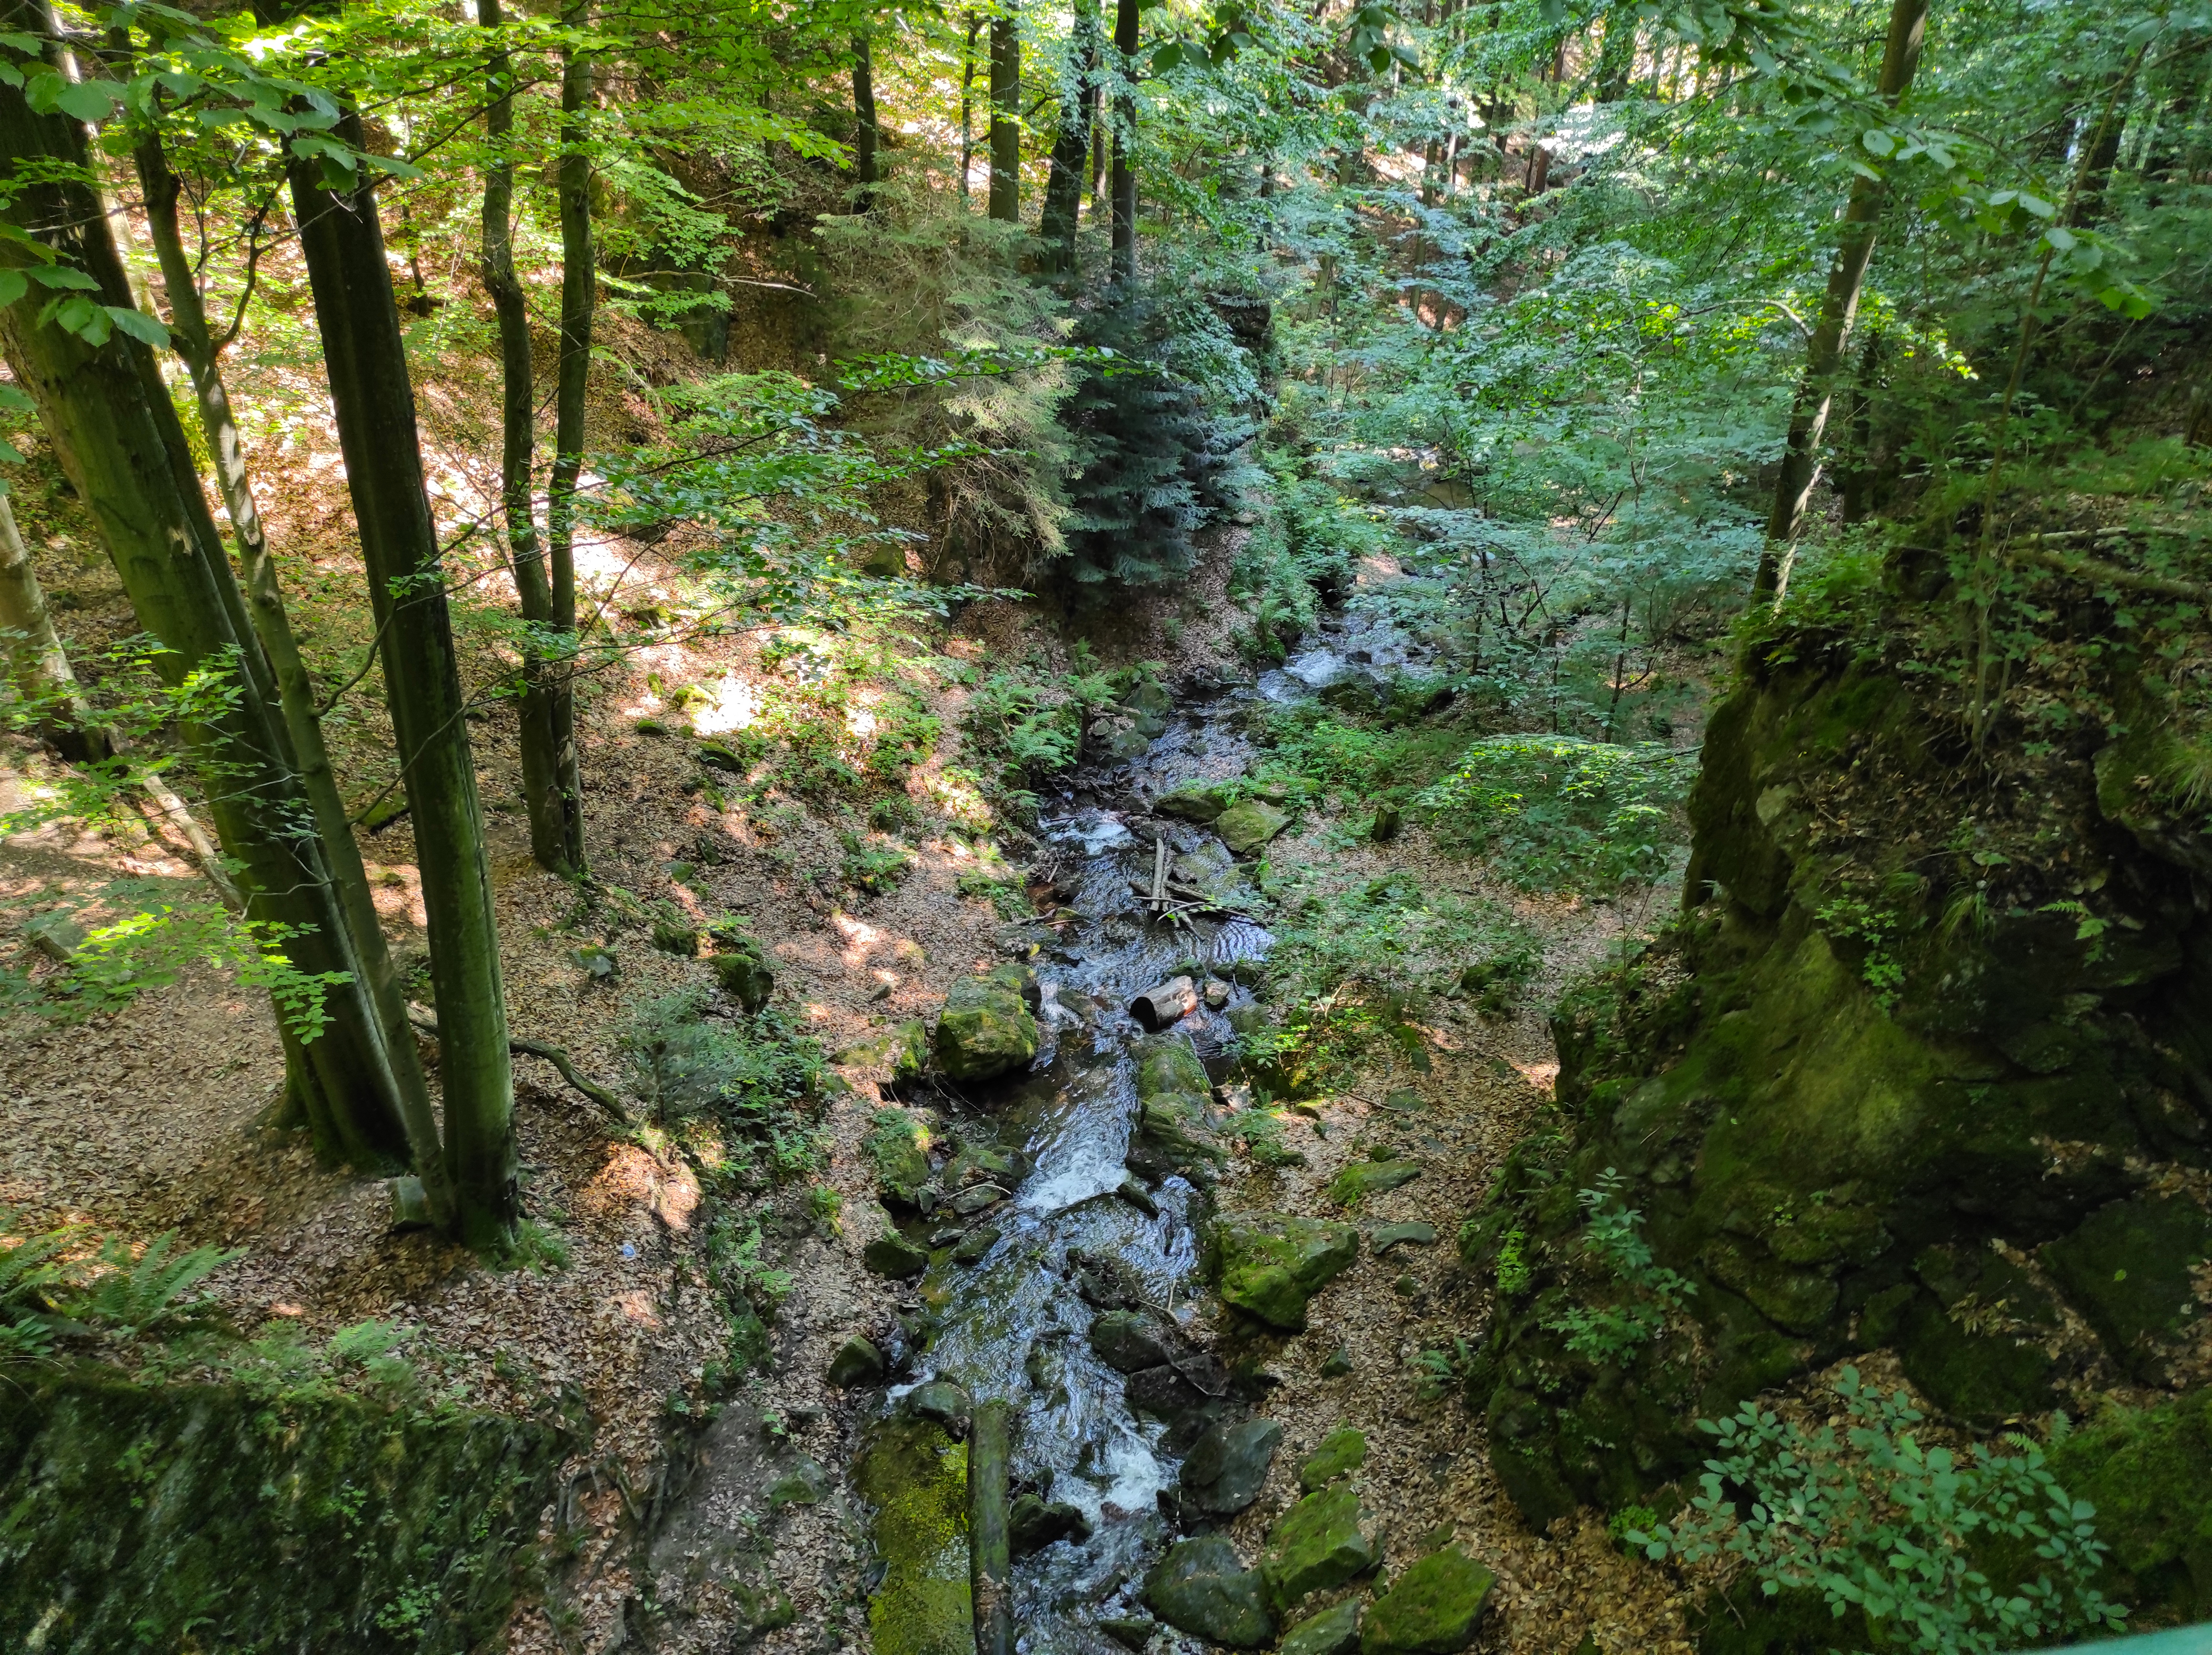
[1211,1214,1359,1331]
[1216,799,1290,856]
[933,964,1041,1083]
[1126,1035,1227,1183]
[1143,1534,1275,1648]
[1157,782,1232,823]
[1177,1416,1283,1518]
[1260,1485,1379,1611]
[1090,1310,1170,1375]
[1360,1548,1494,1655]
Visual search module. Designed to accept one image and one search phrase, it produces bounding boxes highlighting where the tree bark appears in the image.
[0,30,410,1171]
[988,11,1021,223]
[473,0,573,881]
[131,127,452,1224]
[851,31,879,206]
[1749,0,1928,603]
[1039,0,1099,270]
[1109,0,1137,281]
[542,0,593,877]
[289,112,519,1248]
[0,487,102,760]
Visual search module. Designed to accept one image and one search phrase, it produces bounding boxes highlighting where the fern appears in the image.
[66,1231,240,1337]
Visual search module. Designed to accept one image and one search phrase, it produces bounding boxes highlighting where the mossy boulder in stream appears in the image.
[1210,1213,1358,1330]
[1126,1034,1228,1183]
[0,1368,560,1653]
[933,963,1040,1083]
[855,1415,972,1655]
[1456,642,2212,1586]
[1143,1533,1275,1647]
[1157,781,1232,823]
[1216,798,1290,856]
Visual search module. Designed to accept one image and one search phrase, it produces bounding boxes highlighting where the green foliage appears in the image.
[840,831,912,895]
[1417,736,1692,892]
[1629,1371,2129,1655]
[1493,1226,1531,1297]
[954,868,1034,920]
[1815,896,1909,1011]
[62,1231,241,1340]
[494,1221,572,1275]
[1544,1170,1692,1364]
[617,990,830,1187]
[1263,869,1539,1010]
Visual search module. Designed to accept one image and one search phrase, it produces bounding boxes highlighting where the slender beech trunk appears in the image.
[0,489,102,760]
[130,130,453,1226]
[987,10,1021,223]
[475,0,573,881]
[1039,0,1099,270]
[1109,0,1137,281]
[968,1400,1014,1655]
[542,1,593,877]
[851,32,879,206]
[0,28,410,1170]
[288,112,519,1248]
[959,12,978,202]
[1088,76,1106,210]
[1749,0,1928,603]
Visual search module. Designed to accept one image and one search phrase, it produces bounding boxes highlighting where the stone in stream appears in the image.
[1090,1310,1170,1375]
[944,1142,1025,1191]
[863,1235,931,1279]
[1299,1426,1368,1491]
[1177,1416,1284,1518]
[1125,1363,1209,1421]
[1282,1596,1363,1655]
[1097,1617,1157,1651]
[1156,782,1232,823]
[1008,1493,1093,1558]
[711,937,776,1011]
[952,1224,999,1265]
[1216,798,1290,856]
[1130,976,1199,1030]
[903,1380,972,1435]
[1203,979,1230,1010]
[1327,1158,1423,1209]
[1372,1222,1438,1255]
[932,962,1041,1083]
[1210,1213,1360,1331]
[950,1182,1008,1216]
[827,1334,886,1388]
[1126,1036,1228,1184]
[1358,1547,1495,1654]
[1261,1485,1379,1611]
[1115,1177,1160,1217]
[1143,1533,1276,1648]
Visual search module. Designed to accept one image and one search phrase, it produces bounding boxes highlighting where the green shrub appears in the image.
[1543,1169,1693,1363]
[1416,735,1693,892]
[617,990,831,1186]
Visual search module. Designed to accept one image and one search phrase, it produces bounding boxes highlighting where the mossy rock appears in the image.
[0,1369,559,1654]
[1327,1159,1422,1209]
[863,1234,930,1279]
[933,964,1041,1083]
[842,1021,930,1084]
[712,939,776,1011]
[1261,1484,1379,1611]
[2041,1194,2212,1382]
[1210,1213,1359,1331]
[1157,782,1232,823]
[1127,1034,1226,1181]
[1142,1533,1275,1648]
[864,1106,934,1206]
[2046,1384,2212,1623]
[1177,1417,1283,1519]
[1359,1547,1495,1655]
[1299,1426,1368,1491]
[1281,1596,1363,1655]
[827,1335,886,1388]
[1217,799,1290,856]
[854,1417,971,1655]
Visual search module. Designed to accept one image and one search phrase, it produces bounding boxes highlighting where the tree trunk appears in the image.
[959,12,978,203]
[472,0,571,881]
[988,11,1021,223]
[1749,0,1929,603]
[542,0,593,877]
[0,31,410,1171]
[0,487,102,760]
[1110,0,1137,281]
[1039,0,1099,270]
[131,128,452,1224]
[968,1400,1014,1655]
[852,32,879,206]
[289,112,519,1248]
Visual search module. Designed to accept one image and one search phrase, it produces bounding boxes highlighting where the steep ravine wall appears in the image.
[1459,647,2212,1626]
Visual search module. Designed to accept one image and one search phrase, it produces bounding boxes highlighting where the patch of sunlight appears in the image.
[691,675,762,736]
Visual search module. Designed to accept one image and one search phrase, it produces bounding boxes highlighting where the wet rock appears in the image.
[1132,976,1200,1030]
[1123,676,1176,736]
[1157,783,1232,823]
[827,1335,886,1388]
[1143,1533,1276,1648]
[952,1225,1000,1265]
[1126,1363,1209,1420]
[1173,1348,1233,1397]
[1009,1493,1093,1558]
[945,1143,1025,1190]
[929,1225,965,1248]
[1216,799,1290,856]
[1127,1035,1228,1183]
[1070,1248,1149,1309]
[1203,980,1230,1010]
[1299,1427,1368,1491]
[1115,1177,1161,1217]
[1372,1222,1437,1255]
[933,963,1041,1083]
[1359,1547,1495,1654]
[1282,1596,1363,1655]
[951,1183,1009,1216]
[1327,1158,1423,1209]
[2042,1193,2212,1382]
[864,1235,931,1279]
[905,1380,972,1434]
[711,939,775,1011]
[1177,1416,1283,1518]
[1091,1310,1171,1375]
[1211,1213,1360,1331]
[1262,1485,1379,1611]
[1098,1616,1157,1651]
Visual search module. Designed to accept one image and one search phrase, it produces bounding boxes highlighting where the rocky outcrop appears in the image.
[1458,646,2212,1567]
